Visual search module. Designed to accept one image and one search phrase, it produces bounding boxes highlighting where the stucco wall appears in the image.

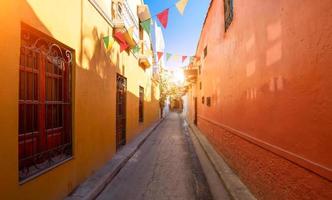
[189,0,332,199]
[0,0,160,199]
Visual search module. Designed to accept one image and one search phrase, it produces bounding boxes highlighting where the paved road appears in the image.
[97,112,212,200]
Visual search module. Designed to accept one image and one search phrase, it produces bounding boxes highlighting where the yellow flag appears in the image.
[146,49,153,56]
[173,55,180,61]
[128,26,134,37]
[176,0,189,15]
[108,38,115,51]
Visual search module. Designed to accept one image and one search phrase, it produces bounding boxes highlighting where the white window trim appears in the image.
[88,0,114,27]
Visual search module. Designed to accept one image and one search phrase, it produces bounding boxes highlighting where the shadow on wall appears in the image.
[81,27,119,78]
[21,0,52,36]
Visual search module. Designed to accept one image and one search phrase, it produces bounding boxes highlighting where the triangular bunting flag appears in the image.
[190,56,194,62]
[108,38,115,50]
[120,42,129,52]
[157,52,164,61]
[133,45,140,54]
[157,8,169,29]
[103,36,110,48]
[146,49,153,56]
[176,0,189,15]
[114,31,129,52]
[114,31,125,44]
[182,56,187,63]
[166,53,172,61]
[140,19,151,34]
[173,55,180,61]
[128,26,134,37]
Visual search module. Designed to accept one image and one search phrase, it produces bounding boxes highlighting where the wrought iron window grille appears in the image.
[19,24,73,182]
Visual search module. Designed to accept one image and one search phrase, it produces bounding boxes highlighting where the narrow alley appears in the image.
[96,112,214,200]
[1,0,332,199]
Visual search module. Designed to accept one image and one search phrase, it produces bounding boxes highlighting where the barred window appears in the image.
[224,0,234,31]
[206,97,211,107]
[19,24,73,182]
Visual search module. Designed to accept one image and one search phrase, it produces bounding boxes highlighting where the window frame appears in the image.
[224,0,234,32]
[139,86,144,123]
[206,97,211,107]
[19,23,74,183]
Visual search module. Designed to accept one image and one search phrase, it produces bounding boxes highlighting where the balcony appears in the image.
[139,54,151,69]
[137,5,151,22]
[136,38,153,69]
[112,0,139,48]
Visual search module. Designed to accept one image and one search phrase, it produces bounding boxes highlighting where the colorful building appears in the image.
[186,0,332,199]
[0,0,160,199]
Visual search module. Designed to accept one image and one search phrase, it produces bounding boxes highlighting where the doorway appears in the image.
[116,74,127,150]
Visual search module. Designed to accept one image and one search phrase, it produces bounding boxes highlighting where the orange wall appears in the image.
[189,0,332,199]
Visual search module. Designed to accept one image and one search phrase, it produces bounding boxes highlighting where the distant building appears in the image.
[152,21,166,68]
[152,21,169,117]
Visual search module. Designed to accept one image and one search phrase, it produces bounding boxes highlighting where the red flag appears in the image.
[119,42,129,52]
[157,52,164,61]
[157,8,169,29]
[182,56,187,63]
[114,31,129,52]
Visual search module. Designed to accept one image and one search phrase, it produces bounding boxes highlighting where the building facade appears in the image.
[187,0,332,199]
[0,0,160,199]
[152,21,169,117]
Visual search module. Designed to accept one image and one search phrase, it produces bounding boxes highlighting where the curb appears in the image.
[65,118,164,200]
[187,121,256,200]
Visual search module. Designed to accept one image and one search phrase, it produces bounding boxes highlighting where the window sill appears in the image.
[19,157,74,185]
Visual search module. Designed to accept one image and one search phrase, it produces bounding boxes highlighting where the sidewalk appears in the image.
[66,114,255,200]
[66,119,164,200]
[187,120,256,200]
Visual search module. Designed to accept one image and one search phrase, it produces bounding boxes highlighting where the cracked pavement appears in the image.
[96,112,213,200]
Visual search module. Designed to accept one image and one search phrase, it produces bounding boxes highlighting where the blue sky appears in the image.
[144,0,211,68]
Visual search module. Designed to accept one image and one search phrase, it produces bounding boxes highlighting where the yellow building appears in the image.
[0,0,160,199]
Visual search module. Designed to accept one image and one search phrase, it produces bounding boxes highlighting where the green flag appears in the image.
[103,36,109,48]
[166,53,172,61]
[140,19,151,34]
[190,56,194,62]
[133,45,140,54]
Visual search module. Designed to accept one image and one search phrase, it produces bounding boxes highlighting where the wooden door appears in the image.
[116,74,127,150]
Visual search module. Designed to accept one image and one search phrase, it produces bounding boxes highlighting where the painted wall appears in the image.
[0,0,159,199]
[188,0,332,199]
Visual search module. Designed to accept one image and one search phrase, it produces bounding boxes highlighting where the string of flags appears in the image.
[103,35,197,63]
[141,0,189,33]
[156,52,197,63]
[102,0,192,63]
